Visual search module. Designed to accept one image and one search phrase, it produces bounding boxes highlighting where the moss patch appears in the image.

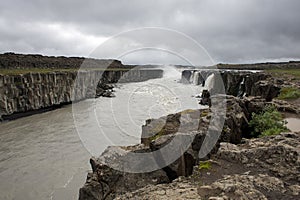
[198,161,212,170]
[200,110,209,117]
[149,130,165,141]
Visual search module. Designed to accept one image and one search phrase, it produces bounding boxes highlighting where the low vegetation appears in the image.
[149,130,165,141]
[267,69,300,79]
[249,105,288,137]
[278,87,300,100]
[198,161,212,170]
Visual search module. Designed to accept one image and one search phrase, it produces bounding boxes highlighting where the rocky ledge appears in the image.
[116,131,300,200]
[78,95,299,200]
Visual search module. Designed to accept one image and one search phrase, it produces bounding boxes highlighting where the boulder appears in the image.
[79,146,170,200]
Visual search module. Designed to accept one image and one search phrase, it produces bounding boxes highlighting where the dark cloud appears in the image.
[0,0,300,64]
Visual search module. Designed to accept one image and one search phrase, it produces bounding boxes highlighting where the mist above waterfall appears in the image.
[161,65,182,79]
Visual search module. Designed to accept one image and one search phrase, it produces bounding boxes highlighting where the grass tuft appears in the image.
[278,87,300,100]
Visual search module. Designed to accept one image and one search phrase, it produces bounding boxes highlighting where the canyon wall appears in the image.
[181,70,281,101]
[0,53,163,120]
[0,69,163,120]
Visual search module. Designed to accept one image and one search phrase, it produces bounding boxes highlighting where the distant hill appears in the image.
[1,52,300,70]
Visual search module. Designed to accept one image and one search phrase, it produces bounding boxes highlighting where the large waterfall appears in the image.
[193,71,200,85]
[204,73,215,92]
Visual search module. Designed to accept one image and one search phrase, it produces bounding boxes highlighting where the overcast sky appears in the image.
[0,0,300,65]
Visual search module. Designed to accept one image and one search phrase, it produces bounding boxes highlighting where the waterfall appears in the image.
[163,65,181,79]
[189,72,194,83]
[237,77,245,97]
[193,71,200,85]
[204,73,215,92]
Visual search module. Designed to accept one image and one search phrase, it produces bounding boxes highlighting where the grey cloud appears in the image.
[0,0,300,64]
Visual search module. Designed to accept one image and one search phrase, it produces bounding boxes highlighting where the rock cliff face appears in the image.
[0,52,164,120]
[80,96,299,200]
[0,69,163,120]
[78,96,274,200]
[181,70,281,101]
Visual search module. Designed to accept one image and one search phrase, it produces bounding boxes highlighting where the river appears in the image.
[0,66,203,200]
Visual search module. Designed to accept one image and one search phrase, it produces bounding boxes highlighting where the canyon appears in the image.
[0,53,299,200]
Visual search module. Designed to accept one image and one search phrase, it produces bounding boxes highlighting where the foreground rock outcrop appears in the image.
[197,131,300,200]
[78,90,300,200]
[79,95,294,200]
[114,132,300,200]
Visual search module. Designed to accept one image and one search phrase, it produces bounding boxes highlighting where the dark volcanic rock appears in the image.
[79,146,170,200]
[79,95,271,200]
[0,70,163,120]
[115,132,300,200]
[199,89,211,106]
[269,99,300,114]
[0,52,124,69]
[183,70,281,102]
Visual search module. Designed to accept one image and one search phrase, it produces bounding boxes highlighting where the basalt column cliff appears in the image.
[0,53,163,120]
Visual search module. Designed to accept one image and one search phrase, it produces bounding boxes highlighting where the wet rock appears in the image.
[181,70,192,84]
[199,89,211,106]
[95,84,115,98]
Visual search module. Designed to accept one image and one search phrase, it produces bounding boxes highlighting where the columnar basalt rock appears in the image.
[0,69,163,120]
[182,70,281,101]
[0,53,164,119]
